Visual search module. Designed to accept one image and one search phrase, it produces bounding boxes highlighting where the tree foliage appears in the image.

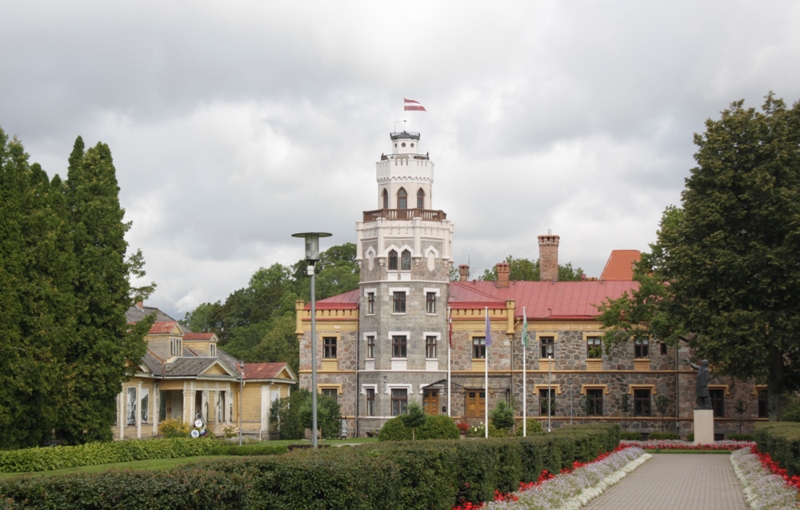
[0,130,154,448]
[479,255,584,281]
[599,94,800,415]
[182,243,360,376]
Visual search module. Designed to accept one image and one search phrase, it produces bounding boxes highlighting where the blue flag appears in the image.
[485,307,492,347]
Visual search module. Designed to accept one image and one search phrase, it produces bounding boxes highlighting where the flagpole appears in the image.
[447,307,451,418]
[523,307,527,438]
[485,306,489,439]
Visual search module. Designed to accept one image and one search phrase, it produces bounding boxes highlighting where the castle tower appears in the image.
[355,130,454,427]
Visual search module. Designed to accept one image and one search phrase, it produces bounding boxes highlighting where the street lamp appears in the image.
[292,232,332,449]
[547,345,553,433]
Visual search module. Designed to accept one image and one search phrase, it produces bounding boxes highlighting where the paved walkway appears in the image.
[584,454,748,510]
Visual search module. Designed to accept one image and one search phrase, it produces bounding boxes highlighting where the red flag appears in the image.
[404,98,427,111]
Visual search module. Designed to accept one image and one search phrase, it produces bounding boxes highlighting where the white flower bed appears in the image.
[730,448,800,510]
[484,447,651,510]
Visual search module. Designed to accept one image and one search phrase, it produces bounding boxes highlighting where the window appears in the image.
[758,389,768,418]
[391,388,408,416]
[660,342,668,355]
[126,387,137,425]
[587,337,602,359]
[322,388,338,402]
[426,336,437,358]
[393,291,406,313]
[382,189,388,209]
[367,292,375,314]
[634,389,651,417]
[472,337,486,359]
[586,389,603,416]
[417,188,425,209]
[323,337,337,359]
[397,188,407,209]
[634,339,649,358]
[366,388,375,416]
[539,389,556,416]
[210,344,217,357]
[170,337,182,357]
[426,292,436,313]
[401,250,411,270]
[710,389,725,418]
[366,335,375,359]
[388,250,398,270]
[392,335,407,358]
[540,336,555,359]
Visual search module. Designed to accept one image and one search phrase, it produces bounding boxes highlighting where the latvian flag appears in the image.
[404,98,427,111]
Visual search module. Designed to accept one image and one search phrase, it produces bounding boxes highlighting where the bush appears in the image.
[0,437,218,473]
[158,419,189,438]
[0,424,622,509]
[378,417,413,441]
[418,415,459,440]
[489,401,515,431]
[754,422,800,476]
[648,432,680,440]
[726,433,755,442]
[620,431,641,440]
[687,432,694,442]
[515,418,543,436]
[209,444,288,456]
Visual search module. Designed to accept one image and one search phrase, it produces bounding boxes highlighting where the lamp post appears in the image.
[239,362,244,446]
[547,345,553,433]
[292,232,332,449]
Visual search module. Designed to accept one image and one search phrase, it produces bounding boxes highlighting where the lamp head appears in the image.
[292,232,332,263]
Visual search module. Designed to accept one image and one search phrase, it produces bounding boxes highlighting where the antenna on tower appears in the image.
[394,120,407,133]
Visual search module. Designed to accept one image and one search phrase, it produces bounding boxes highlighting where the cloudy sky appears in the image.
[3,1,799,319]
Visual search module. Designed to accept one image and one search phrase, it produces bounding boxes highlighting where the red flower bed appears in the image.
[621,440,755,451]
[452,445,631,510]
[750,445,800,491]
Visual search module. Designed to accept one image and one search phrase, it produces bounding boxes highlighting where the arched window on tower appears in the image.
[397,188,407,209]
[417,188,425,209]
[388,250,398,270]
[401,249,411,270]
[382,189,388,209]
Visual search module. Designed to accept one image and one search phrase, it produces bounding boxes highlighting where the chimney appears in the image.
[538,233,560,282]
[496,262,510,288]
[458,264,470,282]
[135,301,144,311]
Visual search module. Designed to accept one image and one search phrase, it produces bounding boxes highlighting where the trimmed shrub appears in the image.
[620,431,641,440]
[687,432,694,442]
[209,444,288,456]
[417,415,459,440]
[754,422,800,476]
[648,432,680,440]
[0,437,218,473]
[378,416,413,441]
[158,419,189,438]
[726,433,755,442]
[515,418,544,436]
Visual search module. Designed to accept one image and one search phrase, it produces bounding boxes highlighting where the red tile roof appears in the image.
[600,250,641,281]
[244,362,291,380]
[149,321,179,334]
[305,289,360,310]
[449,280,639,319]
[183,332,216,341]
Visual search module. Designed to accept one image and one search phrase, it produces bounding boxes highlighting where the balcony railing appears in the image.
[362,208,447,222]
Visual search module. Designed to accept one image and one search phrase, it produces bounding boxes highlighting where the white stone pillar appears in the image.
[260,385,270,440]
[152,384,159,437]
[136,382,142,439]
[187,389,197,424]
[201,390,209,424]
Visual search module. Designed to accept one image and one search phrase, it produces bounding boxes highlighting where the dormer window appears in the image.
[388,250,398,270]
[417,188,425,209]
[401,249,411,270]
[170,337,182,357]
[397,188,407,209]
[210,344,217,357]
[382,189,388,209]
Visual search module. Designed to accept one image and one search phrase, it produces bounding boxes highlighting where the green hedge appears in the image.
[378,414,460,441]
[209,444,288,456]
[0,424,620,509]
[647,432,680,440]
[0,438,220,473]
[754,422,800,476]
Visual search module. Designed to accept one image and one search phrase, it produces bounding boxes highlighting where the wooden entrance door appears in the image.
[423,389,439,415]
[466,391,485,417]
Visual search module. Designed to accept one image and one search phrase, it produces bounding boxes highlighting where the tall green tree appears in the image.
[60,138,153,442]
[599,94,800,418]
